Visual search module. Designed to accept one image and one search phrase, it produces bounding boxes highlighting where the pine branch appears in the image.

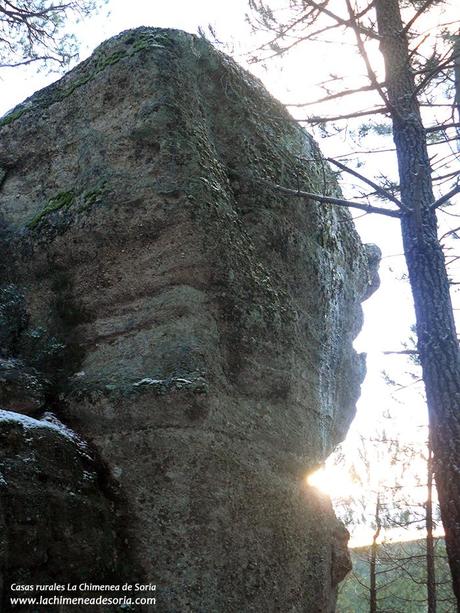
[403,0,440,35]
[408,32,429,61]
[250,23,341,63]
[286,82,385,108]
[414,50,460,96]
[431,184,460,210]
[383,350,418,355]
[345,0,391,110]
[304,0,381,40]
[256,178,401,218]
[254,7,318,52]
[433,170,460,184]
[428,135,460,147]
[425,122,460,134]
[303,106,388,123]
[326,157,405,209]
[440,225,460,241]
[0,53,61,68]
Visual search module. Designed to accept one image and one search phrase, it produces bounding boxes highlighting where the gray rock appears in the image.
[0,27,378,611]
[0,285,29,357]
[362,243,382,301]
[0,410,121,612]
[0,358,46,415]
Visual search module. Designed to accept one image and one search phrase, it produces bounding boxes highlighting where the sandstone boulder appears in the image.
[0,27,378,612]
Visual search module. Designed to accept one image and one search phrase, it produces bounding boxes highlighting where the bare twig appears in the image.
[250,23,341,63]
[414,50,460,97]
[431,184,460,210]
[439,226,460,242]
[383,349,418,355]
[301,106,388,123]
[256,178,401,218]
[403,0,439,34]
[305,0,381,40]
[345,0,391,110]
[286,82,385,108]
[425,122,460,134]
[326,157,405,209]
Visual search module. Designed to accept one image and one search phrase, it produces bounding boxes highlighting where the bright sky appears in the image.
[1,0,458,547]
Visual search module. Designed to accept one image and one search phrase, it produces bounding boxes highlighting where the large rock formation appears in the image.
[0,28,378,612]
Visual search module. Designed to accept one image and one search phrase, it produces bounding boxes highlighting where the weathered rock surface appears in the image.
[0,28,378,612]
[0,410,121,612]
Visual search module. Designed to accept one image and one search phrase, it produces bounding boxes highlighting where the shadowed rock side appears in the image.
[0,28,378,612]
[0,411,122,613]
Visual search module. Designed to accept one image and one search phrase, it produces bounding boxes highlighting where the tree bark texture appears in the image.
[370,493,381,613]
[375,0,460,606]
[426,439,437,613]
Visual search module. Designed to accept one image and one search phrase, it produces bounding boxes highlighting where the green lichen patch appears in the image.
[97,49,127,69]
[28,191,75,229]
[0,29,169,129]
[82,181,108,210]
[26,180,108,235]
[0,107,27,127]
[57,33,166,101]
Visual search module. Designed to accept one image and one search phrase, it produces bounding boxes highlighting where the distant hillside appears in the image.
[337,538,456,612]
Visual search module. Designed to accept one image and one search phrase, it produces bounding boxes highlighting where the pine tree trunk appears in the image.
[370,493,381,613]
[369,544,377,613]
[426,438,437,612]
[375,1,460,606]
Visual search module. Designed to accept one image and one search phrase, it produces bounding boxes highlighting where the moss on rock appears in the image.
[28,191,74,229]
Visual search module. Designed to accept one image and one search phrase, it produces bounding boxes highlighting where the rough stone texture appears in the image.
[0,411,121,612]
[0,28,378,612]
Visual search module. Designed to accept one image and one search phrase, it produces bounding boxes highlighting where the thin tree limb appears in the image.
[403,0,440,35]
[256,178,401,218]
[439,226,460,242]
[251,22,341,63]
[326,156,405,209]
[345,0,391,110]
[414,51,460,97]
[383,349,418,355]
[304,0,381,40]
[431,184,460,210]
[302,106,388,123]
[286,82,385,107]
[425,122,460,134]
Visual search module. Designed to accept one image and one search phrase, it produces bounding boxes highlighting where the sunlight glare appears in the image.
[306,466,360,499]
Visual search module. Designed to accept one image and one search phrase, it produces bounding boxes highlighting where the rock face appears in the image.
[0,28,377,612]
[0,411,121,607]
